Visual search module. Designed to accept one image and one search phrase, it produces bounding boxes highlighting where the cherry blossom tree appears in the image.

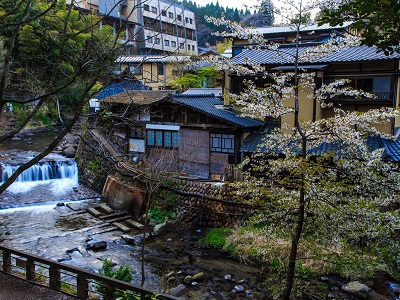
[207,0,400,298]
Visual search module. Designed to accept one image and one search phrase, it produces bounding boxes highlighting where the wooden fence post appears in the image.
[2,251,11,273]
[76,274,88,299]
[26,258,36,281]
[49,265,61,290]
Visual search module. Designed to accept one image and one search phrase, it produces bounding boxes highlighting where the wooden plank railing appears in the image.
[0,245,178,300]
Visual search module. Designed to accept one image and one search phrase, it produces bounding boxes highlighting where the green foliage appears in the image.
[201,228,233,250]
[320,0,400,54]
[97,259,133,294]
[171,67,221,91]
[148,208,173,224]
[60,282,77,295]
[0,0,121,117]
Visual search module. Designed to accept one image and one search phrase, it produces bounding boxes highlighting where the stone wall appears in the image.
[75,130,117,194]
[162,179,252,229]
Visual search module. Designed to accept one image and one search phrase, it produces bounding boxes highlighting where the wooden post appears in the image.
[26,258,36,281]
[2,251,11,273]
[76,274,88,299]
[49,265,61,290]
[105,285,116,300]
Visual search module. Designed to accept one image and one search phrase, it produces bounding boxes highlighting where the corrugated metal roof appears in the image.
[232,45,400,66]
[171,94,264,128]
[116,55,192,63]
[252,21,354,35]
[183,88,223,96]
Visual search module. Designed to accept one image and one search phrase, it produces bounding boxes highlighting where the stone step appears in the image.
[125,219,144,230]
[66,203,84,211]
[99,211,126,220]
[87,208,102,218]
[106,215,131,224]
[97,204,115,214]
[112,222,131,233]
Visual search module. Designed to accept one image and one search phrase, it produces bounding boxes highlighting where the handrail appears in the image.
[0,245,178,300]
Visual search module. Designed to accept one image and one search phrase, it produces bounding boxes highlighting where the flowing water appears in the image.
[0,134,266,298]
[1,133,398,299]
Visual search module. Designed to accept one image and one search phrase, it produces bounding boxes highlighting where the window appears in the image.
[164,39,169,46]
[210,133,234,153]
[179,43,184,49]
[151,6,157,14]
[192,45,195,51]
[147,36,153,43]
[185,17,189,23]
[187,45,190,50]
[177,15,182,21]
[168,12,173,18]
[129,64,142,75]
[324,77,392,100]
[157,63,165,75]
[147,130,178,148]
[130,127,144,139]
[154,37,160,44]
[190,18,193,24]
[143,4,149,11]
[171,41,176,47]
[161,10,166,16]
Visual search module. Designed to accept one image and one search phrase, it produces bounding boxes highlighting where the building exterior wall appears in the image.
[179,129,210,178]
[140,0,197,55]
[69,0,197,55]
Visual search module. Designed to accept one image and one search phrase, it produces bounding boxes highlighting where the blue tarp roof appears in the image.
[96,81,147,100]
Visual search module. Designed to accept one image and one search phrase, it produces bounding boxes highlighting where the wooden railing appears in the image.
[330,91,393,102]
[0,245,178,300]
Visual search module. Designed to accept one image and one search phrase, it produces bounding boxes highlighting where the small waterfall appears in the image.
[1,161,78,183]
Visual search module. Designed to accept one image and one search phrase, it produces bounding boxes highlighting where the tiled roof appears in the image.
[116,55,191,64]
[231,45,400,66]
[241,132,400,162]
[171,94,264,128]
[253,21,354,35]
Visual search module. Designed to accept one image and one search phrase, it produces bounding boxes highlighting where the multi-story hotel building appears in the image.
[68,0,198,56]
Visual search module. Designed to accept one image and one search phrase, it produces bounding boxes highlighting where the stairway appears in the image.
[87,203,144,233]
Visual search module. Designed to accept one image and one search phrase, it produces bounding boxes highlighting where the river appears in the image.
[0,131,266,299]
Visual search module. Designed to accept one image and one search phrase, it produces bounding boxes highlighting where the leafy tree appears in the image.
[171,67,221,91]
[207,0,400,298]
[320,0,400,54]
[0,0,123,194]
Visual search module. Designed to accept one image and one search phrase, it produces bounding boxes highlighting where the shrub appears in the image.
[201,228,233,250]
[96,259,133,294]
[148,208,173,224]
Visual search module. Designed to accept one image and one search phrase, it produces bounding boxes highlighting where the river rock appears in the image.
[153,221,175,236]
[86,241,107,250]
[183,275,193,285]
[192,272,205,282]
[342,281,371,299]
[234,285,245,293]
[170,284,187,297]
[224,274,233,281]
[246,290,255,298]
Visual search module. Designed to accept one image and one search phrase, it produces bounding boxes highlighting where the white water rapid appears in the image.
[1,161,79,194]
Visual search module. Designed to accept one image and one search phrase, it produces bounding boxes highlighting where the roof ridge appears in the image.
[173,93,217,97]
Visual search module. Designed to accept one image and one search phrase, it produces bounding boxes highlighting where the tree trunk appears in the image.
[140,191,151,287]
[281,187,306,299]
